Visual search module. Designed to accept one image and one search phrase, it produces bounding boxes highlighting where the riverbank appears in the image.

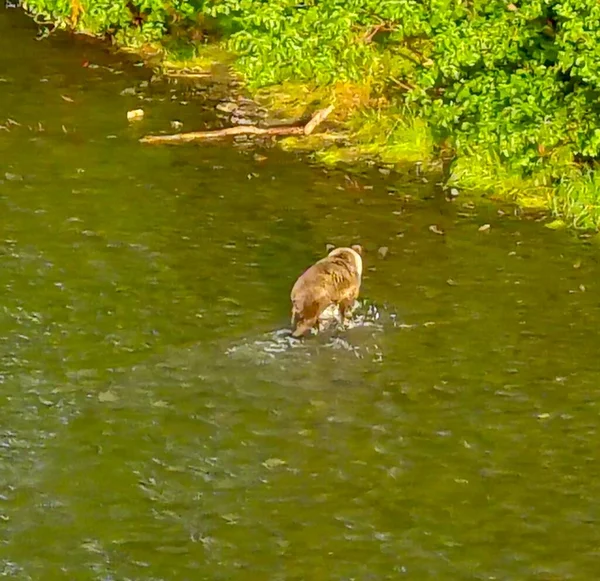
[19,0,600,231]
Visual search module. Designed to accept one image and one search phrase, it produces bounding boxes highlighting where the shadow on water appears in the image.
[2,5,600,581]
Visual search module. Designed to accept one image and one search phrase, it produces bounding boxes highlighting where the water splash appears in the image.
[225,299,396,363]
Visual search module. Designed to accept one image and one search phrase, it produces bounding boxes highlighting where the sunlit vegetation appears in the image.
[23,0,600,229]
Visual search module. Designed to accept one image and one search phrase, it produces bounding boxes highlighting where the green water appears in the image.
[2,7,600,580]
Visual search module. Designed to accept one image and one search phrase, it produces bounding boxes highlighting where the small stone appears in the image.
[231,115,254,126]
[429,225,444,235]
[216,101,237,113]
[262,458,286,469]
[478,224,491,232]
[98,390,118,403]
[449,188,459,198]
[126,109,144,122]
[377,246,389,259]
[170,120,183,130]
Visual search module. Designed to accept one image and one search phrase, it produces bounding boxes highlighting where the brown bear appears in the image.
[290,245,363,338]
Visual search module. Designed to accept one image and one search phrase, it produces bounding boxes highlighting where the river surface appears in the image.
[2,7,600,581]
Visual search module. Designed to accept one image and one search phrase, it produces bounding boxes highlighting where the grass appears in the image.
[250,82,436,169]
[159,40,234,74]
[345,107,434,164]
[552,171,600,231]
[447,153,552,210]
[445,151,600,231]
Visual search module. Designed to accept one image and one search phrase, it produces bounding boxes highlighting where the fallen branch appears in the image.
[140,105,334,145]
[163,71,211,79]
[303,105,334,135]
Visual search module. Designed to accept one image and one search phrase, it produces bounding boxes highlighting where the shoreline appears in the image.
[18,3,600,234]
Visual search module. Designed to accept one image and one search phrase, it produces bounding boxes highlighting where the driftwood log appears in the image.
[140,105,334,145]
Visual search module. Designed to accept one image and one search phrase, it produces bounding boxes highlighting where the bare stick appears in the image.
[303,105,334,135]
[140,105,334,145]
[163,71,212,79]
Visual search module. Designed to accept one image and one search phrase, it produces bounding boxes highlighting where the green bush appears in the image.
[23,0,600,225]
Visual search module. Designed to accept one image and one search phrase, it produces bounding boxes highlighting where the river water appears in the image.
[2,7,600,580]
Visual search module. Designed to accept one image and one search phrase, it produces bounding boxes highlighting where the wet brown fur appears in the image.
[290,245,363,338]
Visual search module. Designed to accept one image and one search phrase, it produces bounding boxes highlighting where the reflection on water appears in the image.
[2,6,600,581]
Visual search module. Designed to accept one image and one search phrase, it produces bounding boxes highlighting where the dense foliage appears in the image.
[23,0,600,222]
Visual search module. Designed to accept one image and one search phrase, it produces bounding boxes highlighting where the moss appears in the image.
[160,42,234,74]
[250,82,436,171]
[447,154,552,209]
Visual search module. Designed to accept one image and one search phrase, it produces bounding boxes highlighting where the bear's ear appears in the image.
[351,244,363,256]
